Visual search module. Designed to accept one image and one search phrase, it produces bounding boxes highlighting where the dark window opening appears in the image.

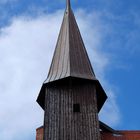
[73,104,80,113]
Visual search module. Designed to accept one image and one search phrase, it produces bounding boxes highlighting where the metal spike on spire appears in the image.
[66,0,71,10]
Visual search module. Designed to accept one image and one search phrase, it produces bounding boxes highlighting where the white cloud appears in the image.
[0,9,120,139]
[0,11,63,140]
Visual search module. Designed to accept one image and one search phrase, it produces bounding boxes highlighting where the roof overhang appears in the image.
[99,121,116,133]
[37,77,107,112]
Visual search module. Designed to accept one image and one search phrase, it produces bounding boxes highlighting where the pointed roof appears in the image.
[44,0,96,83]
[37,0,107,112]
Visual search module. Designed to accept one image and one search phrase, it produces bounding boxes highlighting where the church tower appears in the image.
[37,0,107,140]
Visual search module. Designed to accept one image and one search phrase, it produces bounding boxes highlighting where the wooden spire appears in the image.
[45,0,96,83]
[37,0,107,112]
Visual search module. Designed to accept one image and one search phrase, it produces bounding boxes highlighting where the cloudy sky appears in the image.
[0,0,140,139]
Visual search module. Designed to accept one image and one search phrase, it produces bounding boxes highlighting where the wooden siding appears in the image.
[44,80,101,140]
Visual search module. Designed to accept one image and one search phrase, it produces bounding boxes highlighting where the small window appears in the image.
[73,104,80,113]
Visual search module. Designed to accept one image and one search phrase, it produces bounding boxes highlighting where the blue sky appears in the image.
[0,0,140,139]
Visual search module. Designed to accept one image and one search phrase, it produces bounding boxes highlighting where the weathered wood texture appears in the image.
[44,80,101,140]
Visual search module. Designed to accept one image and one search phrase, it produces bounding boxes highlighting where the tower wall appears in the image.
[44,79,101,140]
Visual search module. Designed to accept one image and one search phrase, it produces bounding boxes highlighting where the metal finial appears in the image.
[66,0,71,10]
